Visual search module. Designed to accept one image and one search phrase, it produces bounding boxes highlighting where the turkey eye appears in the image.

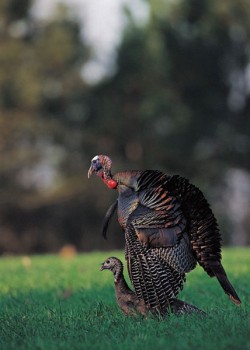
[106,260,110,264]
[92,159,101,171]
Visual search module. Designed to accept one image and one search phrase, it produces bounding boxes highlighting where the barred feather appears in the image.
[125,225,184,313]
[89,155,241,313]
[111,169,241,307]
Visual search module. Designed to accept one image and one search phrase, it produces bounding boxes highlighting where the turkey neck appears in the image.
[113,171,141,190]
[114,270,132,295]
[111,261,127,290]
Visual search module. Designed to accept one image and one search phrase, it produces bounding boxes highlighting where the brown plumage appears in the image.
[100,257,148,316]
[89,155,241,314]
[100,257,205,316]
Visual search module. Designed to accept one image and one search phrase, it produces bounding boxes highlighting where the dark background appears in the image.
[0,0,250,254]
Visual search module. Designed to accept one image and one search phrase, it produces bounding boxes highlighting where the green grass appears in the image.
[0,248,249,350]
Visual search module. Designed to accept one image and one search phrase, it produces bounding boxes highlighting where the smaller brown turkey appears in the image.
[100,257,148,316]
[100,257,205,316]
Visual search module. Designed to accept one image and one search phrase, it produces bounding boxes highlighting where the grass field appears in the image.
[0,248,249,350]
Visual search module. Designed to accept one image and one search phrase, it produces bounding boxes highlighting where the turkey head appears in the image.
[87,155,117,189]
[100,257,123,283]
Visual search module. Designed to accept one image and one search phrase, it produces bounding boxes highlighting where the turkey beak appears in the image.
[100,263,105,271]
[87,164,95,179]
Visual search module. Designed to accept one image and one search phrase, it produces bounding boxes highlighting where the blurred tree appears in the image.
[88,0,250,243]
[0,0,101,253]
[0,0,89,204]
[1,0,250,253]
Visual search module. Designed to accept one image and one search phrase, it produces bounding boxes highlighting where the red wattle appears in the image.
[98,171,117,189]
[106,179,118,189]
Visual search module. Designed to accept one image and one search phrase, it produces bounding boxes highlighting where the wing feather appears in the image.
[125,224,186,313]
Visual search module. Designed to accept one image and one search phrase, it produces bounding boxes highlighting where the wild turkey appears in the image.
[100,256,205,316]
[100,256,148,316]
[88,155,241,314]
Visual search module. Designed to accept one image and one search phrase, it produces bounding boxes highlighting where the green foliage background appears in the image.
[0,0,250,253]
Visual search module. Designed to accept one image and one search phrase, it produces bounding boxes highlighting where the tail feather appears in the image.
[212,264,241,305]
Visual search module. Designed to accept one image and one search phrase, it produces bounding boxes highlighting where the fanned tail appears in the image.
[211,264,241,305]
[167,175,241,306]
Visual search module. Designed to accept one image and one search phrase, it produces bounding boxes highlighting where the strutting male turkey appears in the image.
[88,155,241,314]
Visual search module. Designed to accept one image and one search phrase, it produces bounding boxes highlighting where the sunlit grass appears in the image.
[0,248,249,350]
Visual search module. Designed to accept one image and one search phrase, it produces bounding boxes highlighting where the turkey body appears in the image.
[102,169,241,313]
